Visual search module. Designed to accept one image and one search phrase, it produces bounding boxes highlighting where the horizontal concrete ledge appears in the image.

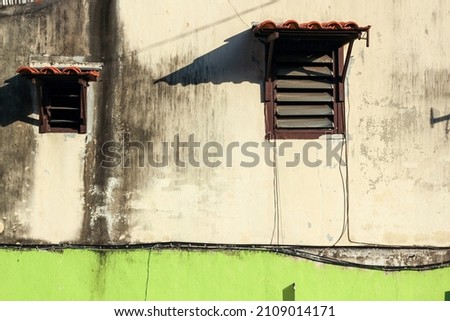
[1,242,450,271]
[29,55,103,70]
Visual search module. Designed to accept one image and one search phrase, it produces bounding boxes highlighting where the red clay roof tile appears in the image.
[16,66,99,81]
[253,20,370,31]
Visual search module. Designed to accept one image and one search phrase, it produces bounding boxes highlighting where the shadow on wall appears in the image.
[155,30,264,93]
[0,75,39,127]
[430,107,450,139]
[283,283,296,301]
[445,291,450,301]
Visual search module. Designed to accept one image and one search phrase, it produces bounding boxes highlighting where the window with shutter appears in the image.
[254,20,370,139]
[17,66,99,134]
[0,0,35,5]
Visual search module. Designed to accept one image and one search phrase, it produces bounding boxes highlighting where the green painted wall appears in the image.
[0,249,448,300]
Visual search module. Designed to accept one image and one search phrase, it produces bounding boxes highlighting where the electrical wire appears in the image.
[330,135,348,246]
[341,53,391,247]
[226,0,250,28]
[2,241,450,271]
[329,48,391,247]
[270,139,283,245]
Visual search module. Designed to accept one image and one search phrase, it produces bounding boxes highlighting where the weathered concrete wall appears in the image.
[0,0,91,243]
[0,0,448,248]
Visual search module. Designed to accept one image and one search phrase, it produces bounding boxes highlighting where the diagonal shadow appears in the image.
[155,29,264,87]
[0,75,39,128]
[133,0,277,51]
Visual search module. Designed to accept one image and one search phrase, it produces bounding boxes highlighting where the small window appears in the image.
[1,0,35,6]
[17,66,99,133]
[254,20,370,139]
[269,44,344,139]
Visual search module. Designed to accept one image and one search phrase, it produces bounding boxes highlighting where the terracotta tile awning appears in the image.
[253,20,371,47]
[253,20,370,32]
[16,66,99,81]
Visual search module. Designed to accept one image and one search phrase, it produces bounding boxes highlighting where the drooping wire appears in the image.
[3,241,450,271]
[341,52,385,247]
[226,0,250,28]
[270,139,283,245]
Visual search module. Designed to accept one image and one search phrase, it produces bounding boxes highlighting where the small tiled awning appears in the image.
[253,20,371,47]
[253,20,370,31]
[16,66,99,81]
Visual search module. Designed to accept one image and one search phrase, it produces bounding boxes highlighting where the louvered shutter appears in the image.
[274,51,336,130]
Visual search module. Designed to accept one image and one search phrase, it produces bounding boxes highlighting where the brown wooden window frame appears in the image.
[17,66,99,134]
[254,22,370,140]
[265,44,346,140]
[34,76,88,134]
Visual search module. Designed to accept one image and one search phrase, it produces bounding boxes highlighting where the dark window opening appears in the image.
[38,78,87,133]
[0,0,35,6]
[16,66,99,134]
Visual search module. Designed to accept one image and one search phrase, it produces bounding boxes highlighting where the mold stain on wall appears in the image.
[0,0,100,243]
[84,0,232,244]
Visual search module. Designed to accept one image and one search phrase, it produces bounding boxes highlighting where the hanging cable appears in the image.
[2,242,450,271]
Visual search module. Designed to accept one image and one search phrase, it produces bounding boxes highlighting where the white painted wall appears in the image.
[118,0,449,246]
[29,134,85,243]
[1,0,448,246]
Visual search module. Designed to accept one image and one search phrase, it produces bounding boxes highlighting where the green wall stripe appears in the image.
[0,249,448,300]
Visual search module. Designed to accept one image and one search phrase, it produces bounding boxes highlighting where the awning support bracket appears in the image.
[265,31,279,81]
[341,40,354,83]
[359,29,370,47]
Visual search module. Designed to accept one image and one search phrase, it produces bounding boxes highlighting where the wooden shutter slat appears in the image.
[277,65,333,77]
[276,117,334,129]
[276,91,333,102]
[277,105,333,116]
[49,120,79,123]
[276,79,333,89]
[48,106,79,110]
[276,53,333,64]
